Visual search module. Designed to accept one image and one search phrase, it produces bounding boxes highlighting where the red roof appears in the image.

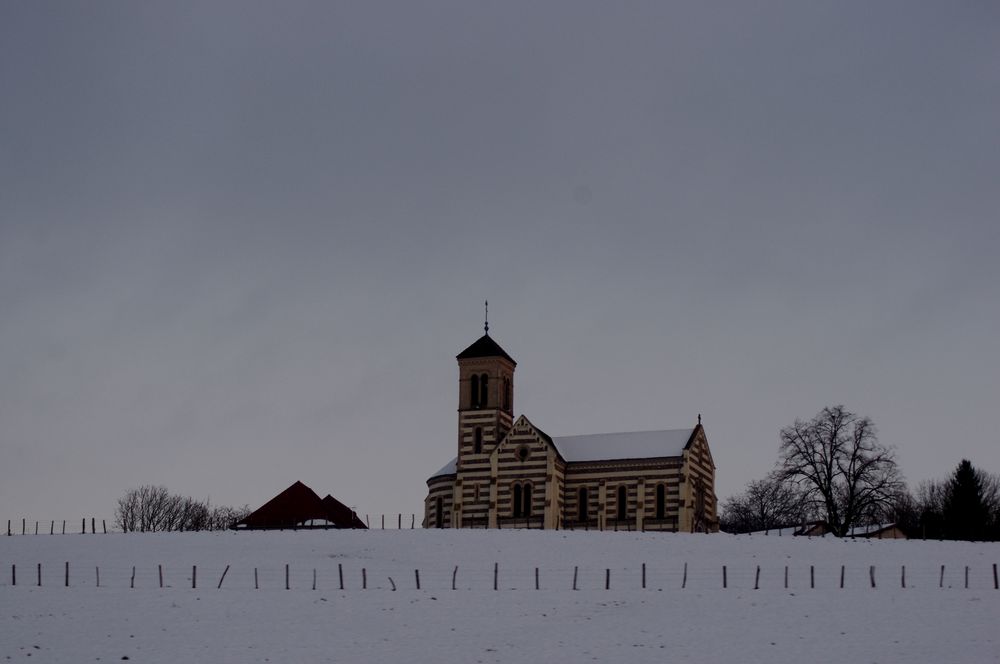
[235,481,366,529]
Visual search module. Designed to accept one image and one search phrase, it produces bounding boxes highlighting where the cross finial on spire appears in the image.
[484,300,489,334]
[698,413,702,425]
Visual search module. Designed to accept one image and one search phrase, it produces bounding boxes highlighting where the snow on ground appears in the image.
[2,530,998,663]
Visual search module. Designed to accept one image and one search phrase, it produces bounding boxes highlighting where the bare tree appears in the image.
[720,474,809,533]
[207,504,252,531]
[777,405,903,537]
[114,486,250,532]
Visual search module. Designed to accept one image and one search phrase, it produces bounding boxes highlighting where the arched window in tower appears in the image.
[470,374,479,408]
[656,483,666,520]
[480,373,489,407]
[503,377,511,411]
[512,483,522,518]
[617,485,628,521]
[522,483,532,518]
[578,487,589,522]
[473,427,483,454]
[435,497,444,529]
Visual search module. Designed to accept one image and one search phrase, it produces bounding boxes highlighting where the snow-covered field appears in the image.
[2,530,998,663]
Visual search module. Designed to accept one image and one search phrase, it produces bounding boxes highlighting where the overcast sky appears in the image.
[2,1,998,526]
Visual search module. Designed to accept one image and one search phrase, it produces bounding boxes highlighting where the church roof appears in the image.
[456,334,516,365]
[430,457,457,478]
[551,428,696,462]
[427,426,698,480]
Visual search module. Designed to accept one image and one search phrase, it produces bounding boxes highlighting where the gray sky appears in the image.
[2,1,998,525]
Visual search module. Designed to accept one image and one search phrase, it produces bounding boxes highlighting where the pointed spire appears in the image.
[484,300,489,335]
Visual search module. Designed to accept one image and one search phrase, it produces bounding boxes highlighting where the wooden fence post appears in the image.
[940,565,945,588]
[810,565,814,589]
[573,566,578,591]
[62,520,66,535]
[415,569,420,590]
[411,514,415,529]
[103,520,107,534]
[722,565,727,589]
[398,514,401,529]
[784,565,789,589]
[65,562,69,587]
[452,565,458,591]
[37,563,41,587]
[91,518,95,534]
[993,564,998,590]
[159,565,164,588]
[192,565,197,589]
[901,565,906,589]
[642,563,646,589]
[50,521,54,535]
[254,568,259,590]
[312,569,316,591]
[218,565,230,589]
[870,565,876,588]
[755,566,761,590]
[362,568,367,589]
[840,565,845,589]
[81,518,85,534]
[285,564,290,590]
[96,566,100,588]
[494,562,498,591]
[22,518,26,535]
[35,521,38,535]
[682,562,688,589]
[381,515,384,530]
[130,566,136,589]
[338,564,344,590]
[11,564,15,586]
[6,520,9,536]
[535,567,539,590]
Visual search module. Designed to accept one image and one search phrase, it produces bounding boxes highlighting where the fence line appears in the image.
[4,562,997,592]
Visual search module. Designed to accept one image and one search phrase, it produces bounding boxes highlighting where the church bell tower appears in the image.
[451,304,515,526]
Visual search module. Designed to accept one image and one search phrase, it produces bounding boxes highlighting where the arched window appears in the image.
[578,487,589,522]
[470,374,479,408]
[512,483,522,518]
[523,483,532,517]
[656,483,666,520]
[473,427,483,454]
[435,497,444,529]
[503,377,511,411]
[480,373,489,407]
[617,486,628,521]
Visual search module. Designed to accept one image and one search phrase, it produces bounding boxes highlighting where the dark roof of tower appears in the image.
[456,334,516,365]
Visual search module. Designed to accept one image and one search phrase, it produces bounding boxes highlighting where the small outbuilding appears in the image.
[797,521,907,539]
[234,481,366,530]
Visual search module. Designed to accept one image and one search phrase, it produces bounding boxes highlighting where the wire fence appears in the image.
[2,560,997,592]
[6,518,115,536]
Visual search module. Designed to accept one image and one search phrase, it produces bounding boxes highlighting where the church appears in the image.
[423,325,718,532]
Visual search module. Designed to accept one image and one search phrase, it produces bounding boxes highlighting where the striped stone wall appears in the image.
[423,475,455,528]
[562,459,684,531]
[678,429,718,532]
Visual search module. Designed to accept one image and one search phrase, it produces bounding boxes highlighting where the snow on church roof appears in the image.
[431,457,458,478]
[428,427,696,478]
[551,429,695,462]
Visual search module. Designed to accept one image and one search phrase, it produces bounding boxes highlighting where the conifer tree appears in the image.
[942,460,991,541]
